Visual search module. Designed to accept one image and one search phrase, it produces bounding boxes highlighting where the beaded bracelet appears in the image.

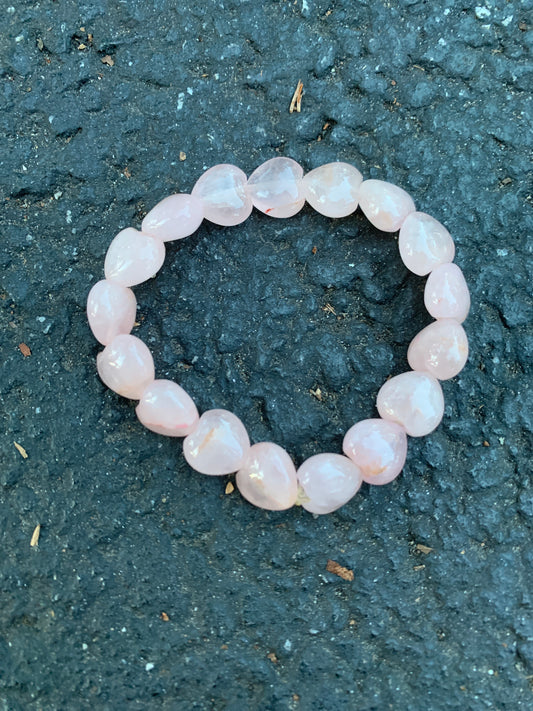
[87,158,470,514]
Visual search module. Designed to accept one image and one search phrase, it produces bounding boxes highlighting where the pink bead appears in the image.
[183,409,250,475]
[302,162,363,218]
[398,211,455,276]
[236,442,298,510]
[141,194,204,242]
[297,453,362,514]
[377,371,444,437]
[424,263,471,323]
[343,419,407,485]
[136,379,199,437]
[407,319,469,380]
[104,228,165,287]
[247,157,305,218]
[87,279,137,346]
[96,334,155,400]
[191,164,252,226]
[358,179,416,232]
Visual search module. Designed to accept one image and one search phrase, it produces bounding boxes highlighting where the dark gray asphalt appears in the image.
[1,1,532,709]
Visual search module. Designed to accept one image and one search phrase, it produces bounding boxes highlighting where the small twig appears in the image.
[14,441,28,459]
[289,80,304,113]
[415,543,433,554]
[30,524,41,547]
[326,559,354,581]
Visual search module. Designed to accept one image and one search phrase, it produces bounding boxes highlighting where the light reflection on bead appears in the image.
[377,371,444,437]
[97,334,155,400]
[408,319,469,380]
[136,379,199,437]
[142,194,204,242]
[358,179,415,232]
[192,164,252,226]
[104,228,165,287]
[303,162,363,218]
[183,409,250,475]
[399,211,455,276]
[297,453,362,513]
[247,157,305,218]
[237,442,298,510]
[343,419,407,485]
[87,279,137,346]
[424,263,471,323]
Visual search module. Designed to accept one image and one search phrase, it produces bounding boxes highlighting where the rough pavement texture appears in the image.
[1,0,532,708]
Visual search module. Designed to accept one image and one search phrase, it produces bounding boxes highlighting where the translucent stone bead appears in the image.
[191,164,252,226]
[136,379,199,437]
[424,263,470,323]
[297,453,362,514]
[183,409,250,475]
[236,442,298,510]
[104,228,165,287]
[141,194,204,242]
[87,279,137,346]
[398,211,455,276]
[343,419,407,485]
[407,319,469,380]
[247,157,305,218]
[358,179,416,232]
[377,371,444,437]
[302,162,363,218]
[97,334,155,400]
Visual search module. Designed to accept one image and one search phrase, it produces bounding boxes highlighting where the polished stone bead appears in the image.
[377,371,444,437]
[87,279,137,346]
[358,179,416,232]
[399,211,455,276]
[247,157,305,218]
[343,419,407,485]
[236,442,298,510]
[408,319,469,380]
[302,162,363,218]
[297,453,362,514]
[136,379,199,437]
[97,334,155,399]
[191,164,252,226]
[183,409,250,475]
[104,228,165,287]
[141,193,204,241]
[424,263,470,323]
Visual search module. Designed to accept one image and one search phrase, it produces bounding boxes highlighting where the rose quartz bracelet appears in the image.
[87,158,470,515]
